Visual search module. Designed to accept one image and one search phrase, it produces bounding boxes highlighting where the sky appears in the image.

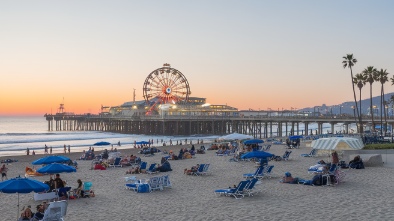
[1,0,393,116]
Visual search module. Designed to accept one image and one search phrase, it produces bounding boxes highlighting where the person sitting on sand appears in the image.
[120,157,131,166]
[280,172,295,183]
[126,165,141,174]
[20,205,33,220]
[74,179,84,198]
[349,155,364,169]
[184,164,199,175]
[54,174,65,189]
[31,205,44,221]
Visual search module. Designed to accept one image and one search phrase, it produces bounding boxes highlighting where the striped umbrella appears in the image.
[312,137,364,150]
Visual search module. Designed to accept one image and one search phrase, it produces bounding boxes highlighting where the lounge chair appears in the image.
[214,180,250,199]
[146,163,158,174]
[161,175,172,188]
[228,148,237,156]
[301,149,317,157]
[264,145,271,151]
[321,164,338,185]
[193,164,205,176]
[109,157,122,167]
[201,164,210,175]
[216,149,229,156]
[244,178,259,196]
[125,179,152,193]
[82,182,93,198]
[41,200,68,221]
[148,177,163,191]
[125,179,141,191]
[243,166,264,179]
[139,161,147,173]
[263,165,274,178]
[282,151,292,161]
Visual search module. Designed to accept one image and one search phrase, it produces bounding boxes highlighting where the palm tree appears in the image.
[353,73,366,133]
[377,69,389,135]
[343,54,360,132]
[362,66,378,130]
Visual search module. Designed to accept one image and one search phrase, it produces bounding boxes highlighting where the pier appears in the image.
[44,114,392,137]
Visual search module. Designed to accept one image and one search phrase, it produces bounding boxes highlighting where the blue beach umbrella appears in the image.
[243,139,264,145]
[0,176,49,219]
[93,141,111,146]
[241,151,274,159]
[36,163,77,174]
[32,155,71,165]
[241,150,274,165]
[289,135,303,140]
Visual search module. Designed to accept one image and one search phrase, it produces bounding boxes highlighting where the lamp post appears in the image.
[351,105,356,120]
[385,105,388,136]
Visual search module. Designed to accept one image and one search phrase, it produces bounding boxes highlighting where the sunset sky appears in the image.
[1,1,393,116]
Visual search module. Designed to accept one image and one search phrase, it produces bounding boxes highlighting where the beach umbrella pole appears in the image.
[17,193,19,221]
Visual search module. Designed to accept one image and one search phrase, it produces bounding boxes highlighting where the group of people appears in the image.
[168,146,195,160]
[25,144,73,156]
[19,202,48,221]
[80,147,95,160]
[125,157,172,174]
[280,150,364,186]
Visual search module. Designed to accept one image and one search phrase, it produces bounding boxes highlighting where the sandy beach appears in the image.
[1,142,394,221]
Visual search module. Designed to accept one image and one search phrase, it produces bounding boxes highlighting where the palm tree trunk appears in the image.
[380,85,383,136]
[370,83,374,131]
[359,88,363,133]
[383,87,388,136]
[350,66,360,132]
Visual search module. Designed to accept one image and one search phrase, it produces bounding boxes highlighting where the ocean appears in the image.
[0,116,219,157]
[0,116,356,157]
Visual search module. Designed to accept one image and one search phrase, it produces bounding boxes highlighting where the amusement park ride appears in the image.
[143,63,192,115]
[96,63,237,117]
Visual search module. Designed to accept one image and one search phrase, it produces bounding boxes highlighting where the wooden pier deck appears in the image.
[43,114,390,137]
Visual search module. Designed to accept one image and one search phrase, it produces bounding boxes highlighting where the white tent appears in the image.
[311,137,364,150]
[218,133,253,141]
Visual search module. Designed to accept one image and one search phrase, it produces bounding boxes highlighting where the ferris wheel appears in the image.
[143,64,191,112]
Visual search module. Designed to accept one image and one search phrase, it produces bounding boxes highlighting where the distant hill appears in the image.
[299,92,394,116]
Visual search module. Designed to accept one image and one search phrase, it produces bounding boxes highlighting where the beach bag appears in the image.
[137,184,150,193]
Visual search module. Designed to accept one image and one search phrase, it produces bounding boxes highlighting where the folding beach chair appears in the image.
[300,149,317,157]
[243,166,264,179]
[282,151,292,161]
[193,164,205,176]
[243,178,259,196]
[214,180,250,199]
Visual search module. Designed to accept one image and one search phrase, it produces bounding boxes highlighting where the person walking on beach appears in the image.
[68,145,71,154]
[1,164,8,181]
[50,146,52,154]
[44,145,48,154]
[32,150,36,155]
[64,145,67,154]
[26,148,30,156]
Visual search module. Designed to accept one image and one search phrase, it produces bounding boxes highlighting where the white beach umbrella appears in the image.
[311,137,364,150]
[218,133,253,141]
